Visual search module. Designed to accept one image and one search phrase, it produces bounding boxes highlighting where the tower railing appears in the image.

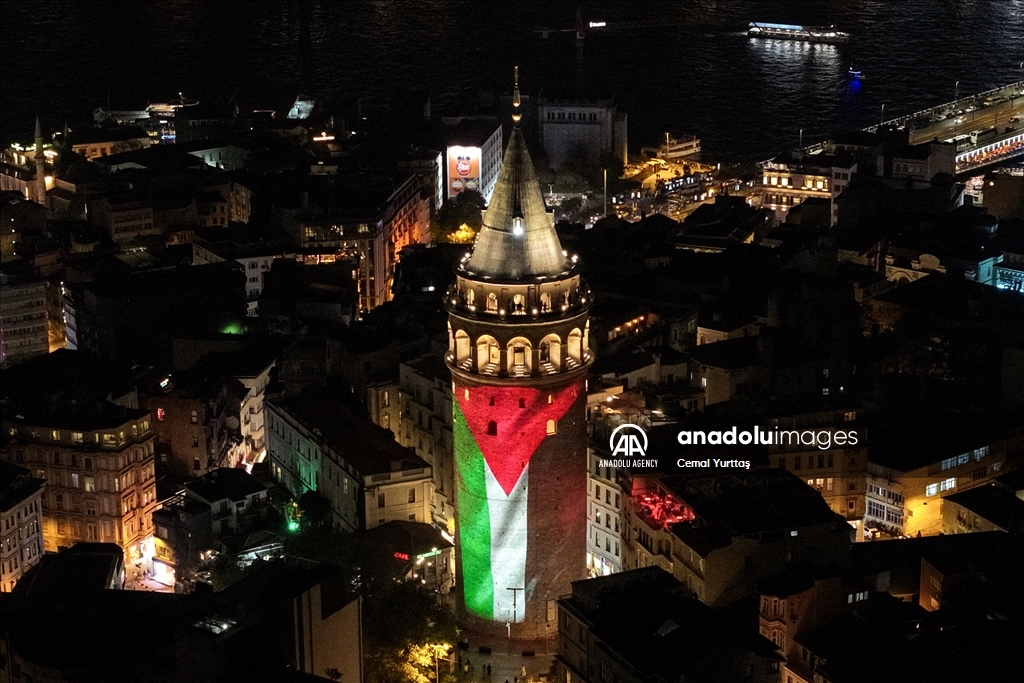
[445,283,592,321]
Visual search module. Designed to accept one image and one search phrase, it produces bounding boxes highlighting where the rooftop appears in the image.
[6,399,151,433]
[563,568,780,682]
[0,461,44,513]
[362,520,453,565]
[865,412,1016,472]
[184,467,266,504]
[661,469,846,555]
[943,483,1024,533]
[270,388,429,477]
[14,542,124,598]
[463,127,568,280]
[402,351,451,384]
[689,334,765,370]
[69,125,149,146]
[443,117,501,148]
[850,531,1024,605]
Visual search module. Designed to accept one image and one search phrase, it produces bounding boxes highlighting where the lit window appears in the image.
[546,419,557,436]
[926,483,939,497]
[940,477,956,492]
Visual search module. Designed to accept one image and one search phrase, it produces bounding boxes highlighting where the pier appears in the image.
[802,81,1024,173]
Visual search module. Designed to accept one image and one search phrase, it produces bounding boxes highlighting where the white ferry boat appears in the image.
[747,22,850,44]
[643,133,701,160]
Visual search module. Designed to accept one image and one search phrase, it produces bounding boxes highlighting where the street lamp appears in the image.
[953,82,961,145]
[603,169,608,218]
[880,103,886,127]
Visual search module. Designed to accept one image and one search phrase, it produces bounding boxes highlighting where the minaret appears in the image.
[445,68,593,639]
[32,116,47,205]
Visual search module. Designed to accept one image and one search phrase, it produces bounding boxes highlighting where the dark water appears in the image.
[2,0,1022,161]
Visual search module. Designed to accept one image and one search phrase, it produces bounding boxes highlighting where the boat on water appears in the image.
[848,67,864,79]
[642,133,701,160]
[146,92,200,116]
[748,22,850,44]
[93,107,151,124]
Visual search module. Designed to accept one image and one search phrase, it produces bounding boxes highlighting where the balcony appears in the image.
[445,277,591,323]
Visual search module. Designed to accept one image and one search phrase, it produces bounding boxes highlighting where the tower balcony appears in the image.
[445,262,590,323]
[446,349,592,380]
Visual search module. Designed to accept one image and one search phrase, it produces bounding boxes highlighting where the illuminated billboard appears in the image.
[447,146,482,197]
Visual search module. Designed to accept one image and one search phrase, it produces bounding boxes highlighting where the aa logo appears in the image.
[609,424,648,457]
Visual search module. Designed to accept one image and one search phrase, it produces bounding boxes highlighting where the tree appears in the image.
[362,581,457,683]
[282,526,458,683]
[297,490,331,530]
[561,196,583,217]
[209,552,250,590]
[437,190,485,232]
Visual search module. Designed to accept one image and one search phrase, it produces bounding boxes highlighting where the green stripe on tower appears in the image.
[454,400,495,618]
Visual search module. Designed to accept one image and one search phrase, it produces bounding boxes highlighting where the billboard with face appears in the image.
[447,146,482,197]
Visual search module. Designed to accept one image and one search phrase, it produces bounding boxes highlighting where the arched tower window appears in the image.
[455,330,471,364]
[540,333,561,370]
[466,289,475,305]
[487,421,497,436]
[567,328,583,364]
[540,291,552,313]
[546,419,557,435]
[519,398,526,408]
[486,292,498,312]
[506,337,533,376]
[477,336,500,373]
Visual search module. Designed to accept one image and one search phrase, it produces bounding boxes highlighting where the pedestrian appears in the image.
[521,666,527,679]
[487,664,492,678]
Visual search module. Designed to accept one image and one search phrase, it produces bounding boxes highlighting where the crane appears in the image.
[533,5,687,81]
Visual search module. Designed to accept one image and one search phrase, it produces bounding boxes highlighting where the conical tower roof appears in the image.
[464,127,567,280]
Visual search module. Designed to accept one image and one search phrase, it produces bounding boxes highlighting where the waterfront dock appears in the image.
[799,81,1024,173]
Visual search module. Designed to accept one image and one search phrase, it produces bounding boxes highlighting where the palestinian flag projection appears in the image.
[454,382,580,621]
